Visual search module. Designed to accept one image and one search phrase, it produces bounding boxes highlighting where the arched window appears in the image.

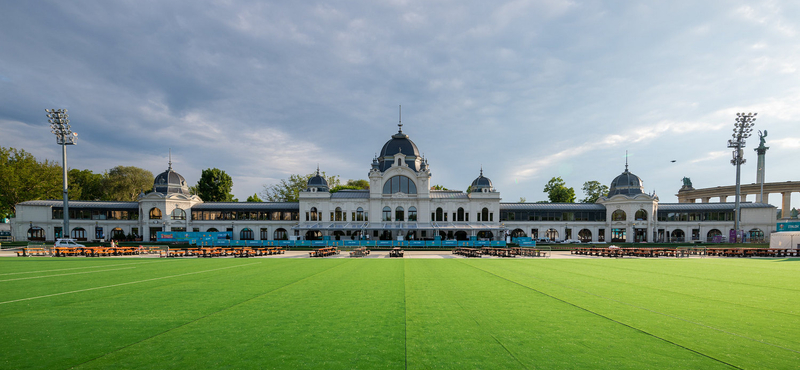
[305,230,322,240]
[171,208,186,220]
[149,207,162,219]
[333,230,345,240]
[477,230,494,239]
[634,209,647,221]
[511,229,526,238]
[240,228,254,240]
[455,231,468,240]
[71,227,87,240]
[207,228,219,232]
[111,228,126,240]
[457,208,465,222]
[408,206,417,221]
[308,207,319,221]
[707,229,722,242]
[578,229,592,243]
[748,228,765,242]
[356,207,365,221]
[611,210,626,221]
[435,207,444,222]
[335,207,344,222]
[546,228,559,240]
[395,206,404,221]
[383,206,392,221]
[382,176,418,194]
[670,229,685,242]
[27,227,45,241]
[481,208,489,222]
[274,228,287,240]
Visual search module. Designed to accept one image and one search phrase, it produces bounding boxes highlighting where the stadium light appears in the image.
[727,112,756,241]
[47,109,77,240]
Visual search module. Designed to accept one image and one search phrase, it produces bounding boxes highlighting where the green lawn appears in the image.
[1,257,798,369]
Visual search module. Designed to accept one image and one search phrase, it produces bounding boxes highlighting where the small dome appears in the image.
[470,168,494,192]
[377,124,421,172]
[307,167,329,192]
[609,166,644,196]
[153,162,190,195]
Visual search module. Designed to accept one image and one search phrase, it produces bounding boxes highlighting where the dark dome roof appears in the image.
[609,166,644,196]
[470,168,494,192]
[377,125,421,172]
[153,163,190,195]
[307,168,329,191]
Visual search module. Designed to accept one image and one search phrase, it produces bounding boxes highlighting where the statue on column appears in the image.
[681,177,694,190]
[758,130,768,149]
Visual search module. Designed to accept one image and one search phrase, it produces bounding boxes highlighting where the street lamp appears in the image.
[728,112,756,241]
[48,109,77,241]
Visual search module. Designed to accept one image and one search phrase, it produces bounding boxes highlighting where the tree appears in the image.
[581,180,609,203]
[68,169,104,200]
[261,171,340,202]
[246,193,262,202]
[543,176,576,203]
[196,168,236,202]
[431,184,449,191]
[103,166,154,201]
[519,197,526,203]
[330,179,369,193]
[0,147,62,217]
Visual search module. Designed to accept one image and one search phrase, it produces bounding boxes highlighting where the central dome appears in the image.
[377,124,421,172]
[153,162,190,195]
[609,166,644,196]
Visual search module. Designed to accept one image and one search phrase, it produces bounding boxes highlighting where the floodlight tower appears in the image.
[48,109,78,239]
[728,112,756,240]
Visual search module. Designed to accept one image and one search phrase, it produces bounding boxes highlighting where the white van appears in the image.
[54,238,86,248]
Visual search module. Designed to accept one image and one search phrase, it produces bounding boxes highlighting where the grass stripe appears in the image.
[72,259,352,368]
[460,260,743,369]
[0,267,137,282]
[0,261,161,276]
[0,262,260,305]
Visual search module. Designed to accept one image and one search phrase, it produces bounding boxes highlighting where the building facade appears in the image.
[12,126,777,243]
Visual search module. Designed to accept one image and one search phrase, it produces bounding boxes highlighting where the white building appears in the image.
[12,125,777,243]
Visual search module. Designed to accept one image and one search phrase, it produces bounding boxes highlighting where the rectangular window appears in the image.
[598,229,605,242]
[193,227,199,232]
[490,213,493,222]
[260,228,269,240]
[54,227,63,238]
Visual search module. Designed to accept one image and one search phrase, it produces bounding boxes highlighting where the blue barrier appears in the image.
[174,239,510,248]
[408,241,426,247]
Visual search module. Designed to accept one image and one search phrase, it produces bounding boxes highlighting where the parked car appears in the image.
[54,238,85,248]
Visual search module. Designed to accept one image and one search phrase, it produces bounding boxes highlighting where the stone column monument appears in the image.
[755,130,769,203]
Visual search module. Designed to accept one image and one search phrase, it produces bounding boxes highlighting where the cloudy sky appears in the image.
[2,1,798,208]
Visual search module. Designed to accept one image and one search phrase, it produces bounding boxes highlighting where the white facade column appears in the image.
[782,192,792,219]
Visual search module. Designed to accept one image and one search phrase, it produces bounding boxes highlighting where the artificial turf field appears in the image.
[1,257,799,369]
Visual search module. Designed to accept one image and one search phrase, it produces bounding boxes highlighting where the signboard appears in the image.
[777,222,800,232]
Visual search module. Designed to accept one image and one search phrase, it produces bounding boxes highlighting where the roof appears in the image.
[501,203,606,211]
[657,202,776,211]
[331,190,370,199]
[609,168,644,196]
[192,202,300,210]
[430,191,469,199]
[18,200,138,209]
[378,127,421,172]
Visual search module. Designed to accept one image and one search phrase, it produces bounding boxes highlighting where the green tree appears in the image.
[330,179,370,193]
[581,180,609,203]
[102,166,154,201]
[431,184,449,191]
[543,176,576,203]
[0,147,62,217]
[196,168,236,202]
[261,171,340,202]
[68,169,105,200]
[246,193,262,202]
[519,197,526,203]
